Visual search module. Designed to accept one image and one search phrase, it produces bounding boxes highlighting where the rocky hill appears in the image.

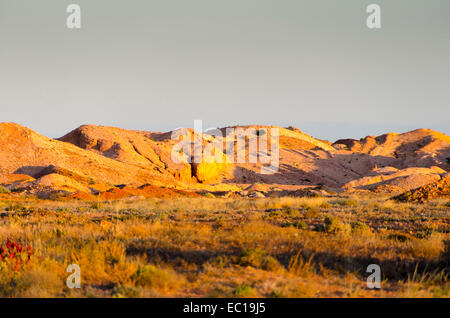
[0,123,181,198]
[0,122,449,200]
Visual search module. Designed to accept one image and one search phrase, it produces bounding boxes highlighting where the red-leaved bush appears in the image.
[0,239,33,271]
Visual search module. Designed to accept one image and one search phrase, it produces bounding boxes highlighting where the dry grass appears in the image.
[0,196,448,297]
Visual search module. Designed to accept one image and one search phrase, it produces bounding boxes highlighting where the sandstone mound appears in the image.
[392,174,450,203]
[59,125,192,182]
[0,122,177,188]
[5,172,93,199]
[343,166,446,194]
[245,183,272,192]
[0,173,35,189]
[216,125,333,151]
[333,129,450,171]
[32,173,91,193]
[97,184,201,200]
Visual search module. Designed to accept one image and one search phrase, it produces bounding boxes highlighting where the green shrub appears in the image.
[292,221,308,229]
[264,210,283,220]
[238,248,282,272]
[0,186,11,194]
[319,202,331,209]
[261,256,283,272]
[342,199,358,206]
[331,199,358,207]
[238,248,266,268]
[351,221,372,236]
[416,227,435,239]
[283,207,300,217]
[302,205,319,218]
[233,284,257,298]
[131,265,182,291]
[387,232,412,242]
[268,290,284,298]
[90,202,104,210]
[324,216,350,234]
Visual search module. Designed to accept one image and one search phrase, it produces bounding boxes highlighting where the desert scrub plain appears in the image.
[0,195,448,298]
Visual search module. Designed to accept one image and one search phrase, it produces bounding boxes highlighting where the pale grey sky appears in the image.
[0,0,449,141]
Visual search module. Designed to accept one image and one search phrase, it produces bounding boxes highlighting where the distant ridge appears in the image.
[0,122,448,201]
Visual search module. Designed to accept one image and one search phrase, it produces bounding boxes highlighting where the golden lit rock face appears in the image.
[192,162,224,184]
[173,165,193,183]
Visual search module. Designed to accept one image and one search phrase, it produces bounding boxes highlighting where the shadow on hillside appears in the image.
[14,165,52,178]
[227,151,399,187]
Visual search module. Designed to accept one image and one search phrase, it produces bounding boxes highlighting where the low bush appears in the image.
[233,284,257,297]
[238,248,283,272]
[324,216,351,234]
[351,221,372,236]
[0,186,11,194]
[131,265,182,292]
[387,232,412,242]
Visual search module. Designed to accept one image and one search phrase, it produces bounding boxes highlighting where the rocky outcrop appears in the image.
[392,174,450,203]
[59,125,193,183]
[0,122,175,187]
